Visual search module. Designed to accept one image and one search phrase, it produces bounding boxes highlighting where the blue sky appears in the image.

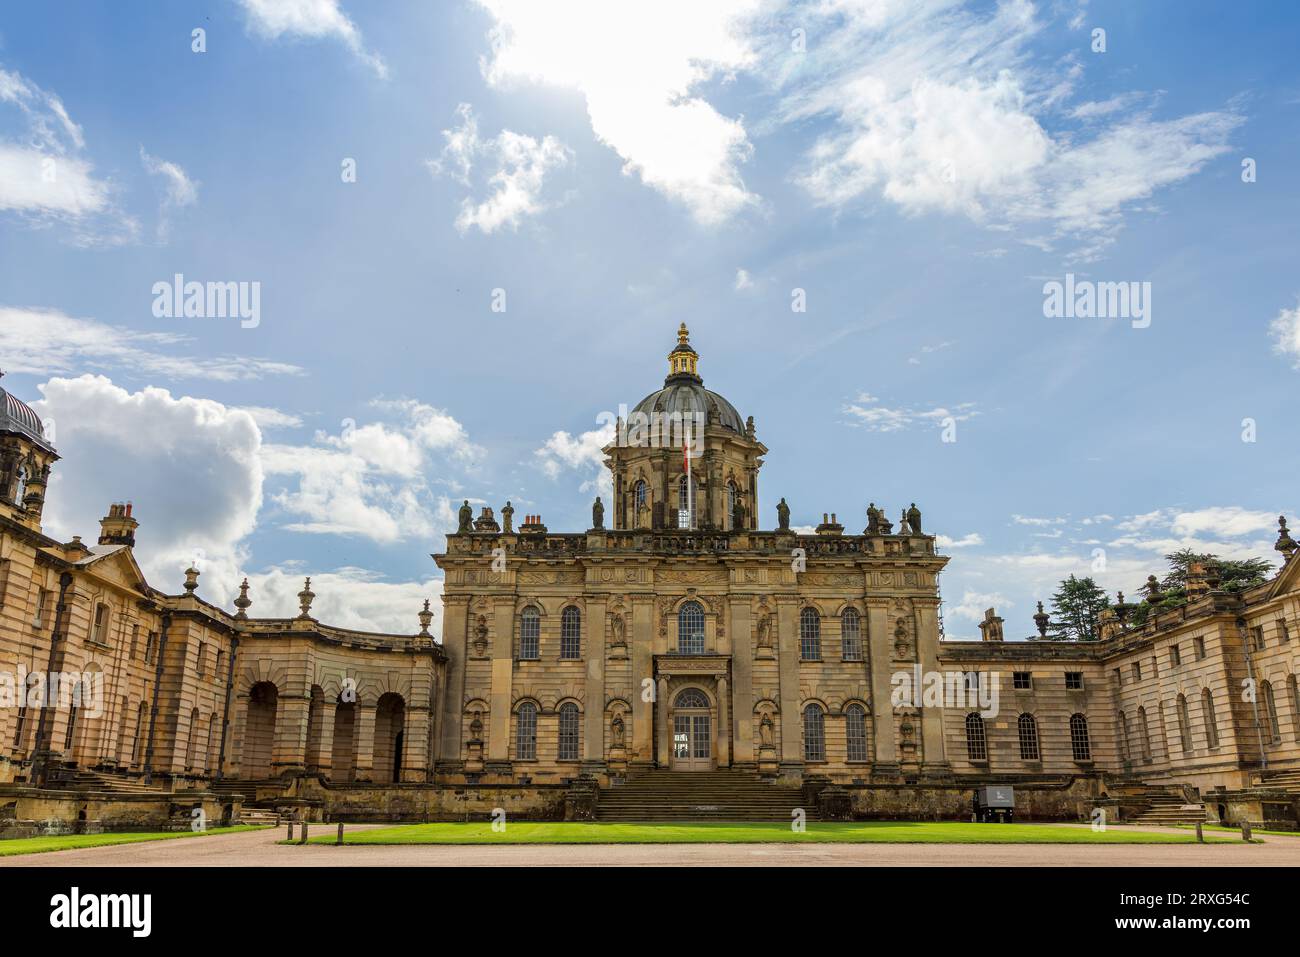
[1,0,1297,638]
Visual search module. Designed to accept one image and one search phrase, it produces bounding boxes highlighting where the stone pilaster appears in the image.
[731,598,755,766]
[584,596,608,768]
[439,596,469,766]
[488,599,514,763]
[866,597,899,776]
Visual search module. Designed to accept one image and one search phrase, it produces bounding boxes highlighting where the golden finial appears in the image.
[668,323,698,377]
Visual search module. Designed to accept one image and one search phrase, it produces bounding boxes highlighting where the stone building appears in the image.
[1,330,1298,828]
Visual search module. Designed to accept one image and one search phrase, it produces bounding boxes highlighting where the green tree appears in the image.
[1046,575,1110,641]
[1159,549,1271,592]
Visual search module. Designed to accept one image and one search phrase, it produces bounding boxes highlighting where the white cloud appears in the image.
[236,406,303,430]
[28,375,454,636]
[1269,299,1300,368]
[842,392,978,432]
[0,306,304,382]
[734,267,754,291]
[237,0,387,77]
[265,399,478,543]
[948,589,1011,623]
[1011,514,1067,527]
[139,147,198,241]
[769,0,1240,259]
[937,532,983,548]
[473,0,761,225]
[534,420,616,497]
[0,65,133,242]
[427,103,572,234]
[33,375,263,604]
[1169,507,1278,539]
[241,565,444,636]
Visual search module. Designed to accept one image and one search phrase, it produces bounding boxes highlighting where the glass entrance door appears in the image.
[671,712,712,770]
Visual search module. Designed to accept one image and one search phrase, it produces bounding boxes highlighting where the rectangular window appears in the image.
[214,649,224,681]
[964,672,980,694]
[33,587,48,628]
[129,624,139,659]
[1131,662,1142,682]
[1193,637,1206,660]
[1113,667,1122,687]
[1170,644,1181,666]
[1013,671,1032,690]
[196,641,206,676]
[144,632,156,665]
[1281,619,1291,644]
[1065,672,1084,690]
[1252,626,1266,652]
[91,604,110,644]
[1150,656,1158,678]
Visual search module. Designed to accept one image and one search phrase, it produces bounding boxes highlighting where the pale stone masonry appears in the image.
[0,333,1298,826]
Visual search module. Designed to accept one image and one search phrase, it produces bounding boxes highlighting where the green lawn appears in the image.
[0,825,268,857]
[307,821,1232,846]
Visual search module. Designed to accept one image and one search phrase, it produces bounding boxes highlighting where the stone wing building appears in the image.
[1,330,1298,830]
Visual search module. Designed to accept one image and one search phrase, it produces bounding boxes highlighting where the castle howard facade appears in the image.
[1,329,1298,828]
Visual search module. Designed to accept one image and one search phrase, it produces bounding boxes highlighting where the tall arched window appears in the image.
[1069,713,1091,761]
[1176,694,1192,753]
[803,704,825,761]
[840,608,862,661]
[965,713,987,761]
[1138,707,1153,763]
[845,703,868,762]
[515,702,537,760]
[1201,689,1219,749]
[1118,711,1130,762]
[678,601,705,655]
[13,466,26,505]
[560,606,581,659]
[1262,680,1281,743]
[519,607,540,660]
[799,607,821,660]
[634,480,647,511]
[558,702,580,760]
[728,482,740,529]
[677,474,693,529]
[1289,674,1300,741]
[1017,713,1041,761]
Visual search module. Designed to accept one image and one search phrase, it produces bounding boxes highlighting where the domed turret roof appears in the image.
[0,379,55,452]
[631,325,746,435]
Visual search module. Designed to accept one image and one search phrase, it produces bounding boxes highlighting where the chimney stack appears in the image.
[98,501,139,547]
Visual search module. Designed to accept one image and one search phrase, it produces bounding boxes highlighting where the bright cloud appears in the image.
[0,306,304,382]
[139,147,198,240]
[1269,299,1300,368]
[842,393,978,432]
[0,65,132,242]
[534,420,616,497]
[473,0,761,225]
[238,0,387,77]
[427,103,573,234]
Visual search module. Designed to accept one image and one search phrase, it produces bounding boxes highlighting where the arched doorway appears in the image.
[374,693,405,784]
[330,699,357,783]
[243,682,278,779]
[671,688,712,771]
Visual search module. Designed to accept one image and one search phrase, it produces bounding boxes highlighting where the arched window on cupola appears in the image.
[12,465,26,505]
[728,481,740,529]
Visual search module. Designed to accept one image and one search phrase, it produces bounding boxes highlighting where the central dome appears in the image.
[631,324,745,434]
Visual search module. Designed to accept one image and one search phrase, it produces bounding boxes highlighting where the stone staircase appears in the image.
[596,769,816,822]
[1129,794,1207,827]
[1260,768,1300,794]
[57,769,161,794]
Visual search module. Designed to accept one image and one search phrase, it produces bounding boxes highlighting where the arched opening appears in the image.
[803,703,825,762]
[965,712,987,762]
[374,693,405,783]
[671,688,710,771]
[304,685,326,771]
[1017,713,1041,761]
[677,601,705,655]
[243,682,279,779]
[1069,713,1091,761]
[330,698,357,783]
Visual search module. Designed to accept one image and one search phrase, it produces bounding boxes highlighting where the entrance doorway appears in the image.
[671,689,712,771]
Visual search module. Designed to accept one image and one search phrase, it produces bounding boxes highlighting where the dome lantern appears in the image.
[667,323,699,380]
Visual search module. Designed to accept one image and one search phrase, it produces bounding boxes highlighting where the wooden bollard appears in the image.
[1241,821,1252,841]
[286,821,295,841]
[1195,822,1204,843]
[299,820,309,845]
[336,821,345,845]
